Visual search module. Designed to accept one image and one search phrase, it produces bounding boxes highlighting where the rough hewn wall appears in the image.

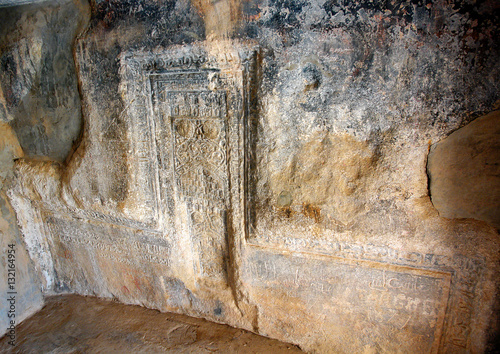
[0,0,88,162]
[0,122,42,339]
[0,0,89,338]
[2,0,499,352]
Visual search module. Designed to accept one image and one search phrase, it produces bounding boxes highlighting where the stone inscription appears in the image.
[249,233,486,274]
[142,51,246,72]
[152,70,230,279]
[64,205,157,231]
[247,239,483,351]
[45,213,171,267]
[442,256,483,352]
[246,249,451,353]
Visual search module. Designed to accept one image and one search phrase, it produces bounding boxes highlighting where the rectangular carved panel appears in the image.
[120,44,259,285]
[152,73,230,279]
[45,213,170,267]
[245,248,452,353]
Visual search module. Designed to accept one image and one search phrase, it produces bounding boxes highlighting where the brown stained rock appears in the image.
[0,294,303,353]
[302,203,321,223]
[191,0,242,40]
[428,110,500,230]
[266,131,377,226]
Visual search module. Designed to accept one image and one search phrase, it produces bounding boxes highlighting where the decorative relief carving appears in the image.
[33,43,485,352]
[9,38,494,353]
[138,50,254,73]
[122,45,484,352]
[151,70,231,279]
[168,89,228,207]
[119,43,260,281]
[442,255,484,352]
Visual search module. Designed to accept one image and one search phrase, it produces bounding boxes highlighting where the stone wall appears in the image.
[0,123,42,340]
[2,0,500,352]
[0,0,89,339]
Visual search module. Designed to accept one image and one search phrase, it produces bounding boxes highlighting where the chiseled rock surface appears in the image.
[3,0,500,352]
[428,109,500,231]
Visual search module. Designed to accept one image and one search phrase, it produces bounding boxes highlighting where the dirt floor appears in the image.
[0,295,304,353]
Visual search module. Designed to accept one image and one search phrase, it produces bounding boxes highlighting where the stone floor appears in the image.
[0,295,303,353]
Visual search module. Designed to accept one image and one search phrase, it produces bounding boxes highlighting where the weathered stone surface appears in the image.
[3,0,500,352]
[0,122,43,338]
[0,0,89,162]
[0,0,88,338]
[0,1,51,6]
[245,249,453,353]
[428,109,500,230]
[0,192,43,339]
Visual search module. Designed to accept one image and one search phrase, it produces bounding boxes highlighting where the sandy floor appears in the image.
[0,295,303,353]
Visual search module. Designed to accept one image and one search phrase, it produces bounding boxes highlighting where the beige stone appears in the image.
[428,110,500,230]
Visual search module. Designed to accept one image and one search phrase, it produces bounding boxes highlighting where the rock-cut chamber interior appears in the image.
[0,0,499,352]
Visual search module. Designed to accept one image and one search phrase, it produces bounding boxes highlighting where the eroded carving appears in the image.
[246,249,452,353]
[45,212,172,267]
[8,37,495,353]
[119,44,258,282]
[156,75,229,278]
